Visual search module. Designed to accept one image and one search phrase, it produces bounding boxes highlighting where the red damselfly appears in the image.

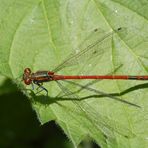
[22,27,146,137]
[22,27,147,107]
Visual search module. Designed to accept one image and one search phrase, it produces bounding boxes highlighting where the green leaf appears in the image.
[0,0,148,147]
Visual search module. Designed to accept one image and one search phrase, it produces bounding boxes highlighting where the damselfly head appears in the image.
[23,68,32,85]
[24,68,31,74]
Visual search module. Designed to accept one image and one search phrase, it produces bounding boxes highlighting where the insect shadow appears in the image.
[30,81,148,108]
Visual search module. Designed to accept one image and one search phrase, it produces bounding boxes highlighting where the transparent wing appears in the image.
[66,64,123,95]
[55,80,135,138]
[52,28,124,73]
[62,80,140,108]
[55,64,140,108]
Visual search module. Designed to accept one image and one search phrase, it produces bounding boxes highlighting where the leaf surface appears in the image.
[0,0,148,147]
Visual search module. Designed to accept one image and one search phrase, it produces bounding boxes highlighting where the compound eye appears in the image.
[24,78,32,85]
[24,68,31,74]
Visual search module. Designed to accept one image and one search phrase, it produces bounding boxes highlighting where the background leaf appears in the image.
[0,0,148,147]
[0,80,72,148]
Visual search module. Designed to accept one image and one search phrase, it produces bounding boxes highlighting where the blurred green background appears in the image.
[0,76,99,148]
